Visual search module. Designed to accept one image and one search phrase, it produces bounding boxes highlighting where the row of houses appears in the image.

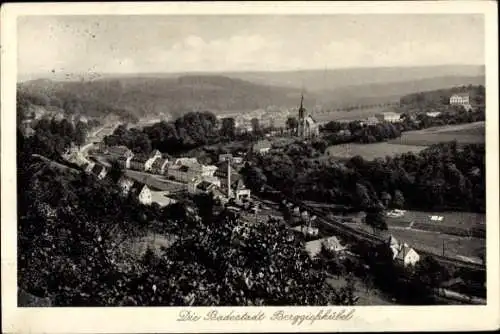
[98,145,254,204]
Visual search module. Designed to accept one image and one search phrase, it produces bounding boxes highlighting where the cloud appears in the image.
[17,15,485,76]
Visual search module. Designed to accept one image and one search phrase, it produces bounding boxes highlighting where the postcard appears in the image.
[1,1,499,333]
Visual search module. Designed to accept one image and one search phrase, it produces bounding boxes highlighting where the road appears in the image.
[81,122,122,157]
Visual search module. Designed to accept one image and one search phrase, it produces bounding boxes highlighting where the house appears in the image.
[219,153,233,162]
[232,179,251,202]
[129,183,152,205]
[395,243,420,267]
[365,117,380,126]
[83,161,96,174]
[252,139,272,155]
[426,111,442,118]
[129,155,148,171]
[232,156,244,165]
[91,164,108,180]
[174,157,199,166]
[449,94,470,106]
[387,235,401,258]
[150,149,162,160]
[167,164,200,183]
[304,236,346,259]
[292,225,319,238]
[117,156,133,169]
[150,158,169,175]
[322,236,346,253]
[375,112,402,123]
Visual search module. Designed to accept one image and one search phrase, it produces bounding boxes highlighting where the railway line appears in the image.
[262,188,485,272]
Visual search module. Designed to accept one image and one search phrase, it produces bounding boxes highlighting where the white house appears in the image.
[304,236,346,259]
[426,111,442,118]
[364,117,380,126]
[322,236,347,253]
[449,94,470,105]
[174,157,199,166]
[233,179,251,202]
[395,243,420,267]
[219,153,233,162]
[232,156,244,165]
[375,112,402,123]
[130,183,152,205]
[292,225,319,238]
[84,161,96,174]
[91,164,108,180]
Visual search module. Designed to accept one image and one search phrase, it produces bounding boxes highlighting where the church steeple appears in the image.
[298,93,305,120]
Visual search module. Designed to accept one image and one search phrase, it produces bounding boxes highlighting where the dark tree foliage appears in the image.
[18,127,356,306]
[243,141,485,212]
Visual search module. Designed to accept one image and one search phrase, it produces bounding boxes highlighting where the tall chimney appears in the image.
[227,158,231,199]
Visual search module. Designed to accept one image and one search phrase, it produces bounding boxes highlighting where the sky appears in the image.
[17,14,485,77]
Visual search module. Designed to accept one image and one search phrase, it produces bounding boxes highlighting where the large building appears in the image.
[375,112,402,123]
[297,95,320,138]
[449,94,470,106]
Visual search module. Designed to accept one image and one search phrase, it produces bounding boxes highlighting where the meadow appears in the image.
[312,106,391,123]
[343,220,484,263]
[325,142,427,160]
[389,121,485,146]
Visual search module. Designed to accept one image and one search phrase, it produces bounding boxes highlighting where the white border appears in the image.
[2,2,499,333]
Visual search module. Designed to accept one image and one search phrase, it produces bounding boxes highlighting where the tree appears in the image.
[220,117,236,139]
[380,192,392,208]
[355,183,372,210]
[251,118,260,135]
[414,256,449,297]
[364,207,388,234]
[286,117,298,134]
[392,190,405,209]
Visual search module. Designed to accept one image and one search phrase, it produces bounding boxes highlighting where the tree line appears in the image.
[241,140,485,213]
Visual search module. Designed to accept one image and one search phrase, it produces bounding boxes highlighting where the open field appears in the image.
[343,219,484,263]
[312,106,391,123]
[325,142,427,160]
[387,210,485,229]
[389,122,485,146]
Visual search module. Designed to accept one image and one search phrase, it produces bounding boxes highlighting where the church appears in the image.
[297,95,319,138]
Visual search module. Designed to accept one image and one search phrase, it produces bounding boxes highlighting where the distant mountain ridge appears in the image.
[18,65,485,120]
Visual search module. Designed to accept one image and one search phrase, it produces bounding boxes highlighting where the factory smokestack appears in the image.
[227,158,231,199]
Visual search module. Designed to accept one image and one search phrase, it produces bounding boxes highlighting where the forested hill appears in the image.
[18,75,312,120]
